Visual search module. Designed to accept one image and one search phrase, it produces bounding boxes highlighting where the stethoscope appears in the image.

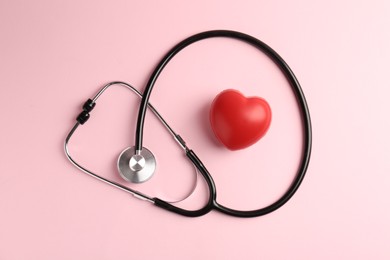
[64,30,312,218]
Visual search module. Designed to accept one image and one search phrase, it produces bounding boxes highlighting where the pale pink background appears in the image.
[1,0,389,259]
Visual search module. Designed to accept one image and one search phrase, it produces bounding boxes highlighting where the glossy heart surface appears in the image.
[210,89,271,150]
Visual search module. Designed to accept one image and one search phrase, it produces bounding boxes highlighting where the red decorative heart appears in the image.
[209,89,271,150]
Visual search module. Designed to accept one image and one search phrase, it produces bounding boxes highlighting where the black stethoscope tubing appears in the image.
[134,30,312,217]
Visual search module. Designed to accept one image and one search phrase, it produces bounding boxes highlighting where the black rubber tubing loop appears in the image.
[135,30,312,217]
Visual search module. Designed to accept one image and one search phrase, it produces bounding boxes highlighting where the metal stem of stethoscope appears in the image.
[64,81,195,203]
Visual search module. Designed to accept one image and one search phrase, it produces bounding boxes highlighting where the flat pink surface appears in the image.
[1,0,389,259]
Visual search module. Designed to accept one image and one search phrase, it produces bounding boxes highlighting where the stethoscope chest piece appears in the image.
[117,146,156,183]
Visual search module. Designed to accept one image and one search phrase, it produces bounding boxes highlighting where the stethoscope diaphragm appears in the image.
[117,146,156,183]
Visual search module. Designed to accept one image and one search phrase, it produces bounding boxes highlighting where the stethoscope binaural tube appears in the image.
[65,81,218,217]
[135,30,312,217]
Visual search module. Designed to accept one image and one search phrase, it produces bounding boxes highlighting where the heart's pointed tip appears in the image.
[226,146,244,151]
[224,142,256,151]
